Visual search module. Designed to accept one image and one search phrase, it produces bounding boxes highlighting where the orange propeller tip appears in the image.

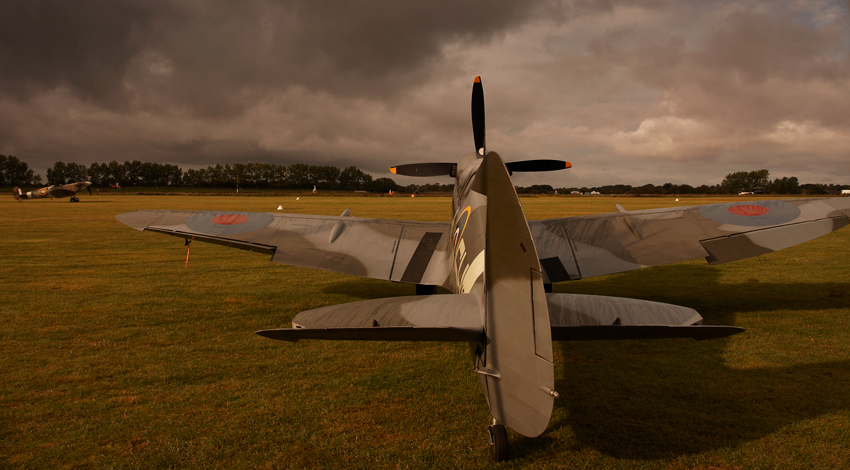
[474,76,481,83]
[390,167,397,174]
[565,162,572,168]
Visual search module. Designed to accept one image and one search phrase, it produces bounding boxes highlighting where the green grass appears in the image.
[1,194,848,469]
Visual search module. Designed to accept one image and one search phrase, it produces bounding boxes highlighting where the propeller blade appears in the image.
[471,76,485,155]
[505,159,572,173]
[390,163,456,177]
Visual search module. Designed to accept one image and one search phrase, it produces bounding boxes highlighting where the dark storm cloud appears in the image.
[585,5,850,132]
[0,1,177,103]
[1,0,848,187]
[0,0,561,117]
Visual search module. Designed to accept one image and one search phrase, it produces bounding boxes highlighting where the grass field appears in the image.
[2,194,848,469]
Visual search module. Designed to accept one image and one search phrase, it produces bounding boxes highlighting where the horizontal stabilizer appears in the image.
[551,325,744,341]
[505,160,571,173]
[390,163,456,177]
[547,293,703,327]
[546,293,743,341]
[256,327,483,342]
[257,293,484,342]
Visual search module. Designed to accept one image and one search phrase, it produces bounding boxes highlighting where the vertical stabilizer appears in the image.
[472,151,555,438]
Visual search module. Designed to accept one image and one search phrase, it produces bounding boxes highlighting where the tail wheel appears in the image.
[487,423,508,462]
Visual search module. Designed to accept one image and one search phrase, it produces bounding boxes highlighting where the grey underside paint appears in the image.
[290,293,483,330]
[255,293,484,342]
[546,293,702,326]
[255,290,741,342]
[545,293,744,341]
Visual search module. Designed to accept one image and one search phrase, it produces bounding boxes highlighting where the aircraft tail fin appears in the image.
[256,293,484,342]
[546,293,744,341]
[12,187,25,200]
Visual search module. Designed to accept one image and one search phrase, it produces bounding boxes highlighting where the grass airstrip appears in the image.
[1,193,848,469]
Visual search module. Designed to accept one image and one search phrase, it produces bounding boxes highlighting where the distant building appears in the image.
[842,189,850,195]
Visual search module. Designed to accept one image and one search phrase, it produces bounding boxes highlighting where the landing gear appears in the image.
[69,197,79,202]
[487,419,508,462]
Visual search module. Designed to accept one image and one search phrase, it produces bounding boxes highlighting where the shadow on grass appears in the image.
[320,263,849,461]
[546,352,850,460]
[540,263,850,460]
[554,263,849,322]
[321,280,452,301]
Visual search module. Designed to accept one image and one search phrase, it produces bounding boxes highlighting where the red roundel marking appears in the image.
[212,214,248,225]
[728,205,769,217]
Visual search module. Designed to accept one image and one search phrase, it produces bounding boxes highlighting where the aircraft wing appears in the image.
[530,197,850,282]
[116,210,452,287]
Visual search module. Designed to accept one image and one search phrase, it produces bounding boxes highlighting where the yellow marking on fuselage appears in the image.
[460,251,485,293]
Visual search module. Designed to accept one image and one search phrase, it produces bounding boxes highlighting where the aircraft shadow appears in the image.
[542,352,850,459]
[538,263,850,459]
[321,265,849,460]
[321,281,451,300]
[57,200,114,204]
[553,263,848,321]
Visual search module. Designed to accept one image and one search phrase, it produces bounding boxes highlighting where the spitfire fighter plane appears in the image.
[116,77,850,461]
[13,181,92,202]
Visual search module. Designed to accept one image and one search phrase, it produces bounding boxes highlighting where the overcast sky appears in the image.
[1,0,848,188]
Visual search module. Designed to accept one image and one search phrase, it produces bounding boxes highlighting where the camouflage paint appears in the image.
[12,182,92,200]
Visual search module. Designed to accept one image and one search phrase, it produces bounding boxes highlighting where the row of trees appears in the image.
[43,160,395,191]
[3,156,848,195]
[0,155,42,186]
[47,161,184,188]
[549,170,848,196]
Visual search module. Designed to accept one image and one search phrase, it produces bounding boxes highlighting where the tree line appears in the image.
[550,170,847,196]
[0,155,42,186]
[43,160,398,192]
[2,155,847,195]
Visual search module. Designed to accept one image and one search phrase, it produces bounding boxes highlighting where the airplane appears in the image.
[115,77,850,462]
[13,181,92,202]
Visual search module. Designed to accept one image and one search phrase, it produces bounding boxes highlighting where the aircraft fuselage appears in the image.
[449,150,556,438]
[13,181,92,201]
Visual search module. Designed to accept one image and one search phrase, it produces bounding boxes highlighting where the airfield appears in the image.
[2,194,848,469]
